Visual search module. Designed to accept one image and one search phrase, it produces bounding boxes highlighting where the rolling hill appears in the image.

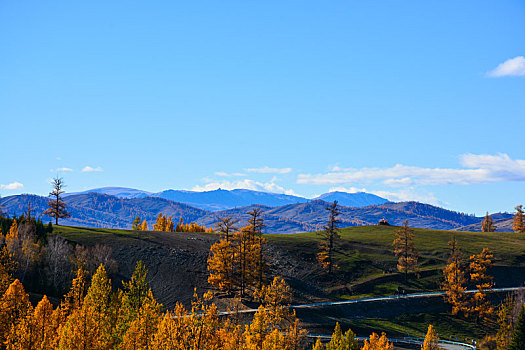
[313,191,388,207]
[58,187,389,211]
[455,214,514,232]
[50,224,525,339]
[154,188,308,211]
[1,193,207,228]
[0,192,502,233]
[65,187,152,198]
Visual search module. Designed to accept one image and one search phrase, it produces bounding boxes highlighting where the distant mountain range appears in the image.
[0,188,509,233]
[65,187,390,211]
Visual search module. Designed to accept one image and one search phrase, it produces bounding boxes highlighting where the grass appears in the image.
[52,224,524,342]
[343,313,495,342]
[55,224,525,294]
[53,225,155,244]
[270,225,525,266]
[53,224,525,301]
[267,225,525,296]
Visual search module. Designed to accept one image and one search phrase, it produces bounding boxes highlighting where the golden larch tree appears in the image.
[186,291,223,349]
[61,268,88,319]
[247,208,266,289]
[121,289,162,350]
[361,332,394,350]
[233,227,259,297]
[166,216,174,232]
[132,216,141,230]
[481,212,496,232]
[244,277,307,350]
[318,201,341,274]
[495,293,516,350]
[312,337,324,350]
[442,236,468,315]
[325,322,359,350]
[421,324,439,350]
[153,213,167,232]
[0,279,33,346]
[150,310,187,350]
[208,239,235,294]
[0,245,16,295]
[140,220,148,231]
[393,220,419,281]
[513,205,525,233]
[468,248,494,321]
[59,264,113,350]
[7,219,18,240]
[116,260,151,344]
[6,294,56,350]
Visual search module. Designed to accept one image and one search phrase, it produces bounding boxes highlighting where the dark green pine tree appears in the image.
[509,306,525,350]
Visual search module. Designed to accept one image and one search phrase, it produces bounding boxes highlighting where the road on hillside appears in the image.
[221,286,523,315]
[218,286,523,349]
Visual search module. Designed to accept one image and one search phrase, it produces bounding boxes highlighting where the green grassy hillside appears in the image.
[52,224,525,340]
[54,224,525,300]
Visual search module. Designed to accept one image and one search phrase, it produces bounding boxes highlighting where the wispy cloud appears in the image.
[245,166,292,174]
[0,182,24,190]
[214,172,246,177]
[52,167,73,172]
[81,166,103,172]
[328,186,368,194]
[370,189,441,205]
[487,56,525,77]
[192,179,298,196]
[297,153,525,186]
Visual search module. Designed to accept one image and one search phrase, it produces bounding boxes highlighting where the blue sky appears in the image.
[1,0,524,215]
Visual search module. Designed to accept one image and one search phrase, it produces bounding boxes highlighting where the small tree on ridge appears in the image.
[318,201,341,274]
[43,176,70,225]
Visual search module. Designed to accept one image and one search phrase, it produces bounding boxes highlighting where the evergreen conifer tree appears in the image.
[509,306,525,350]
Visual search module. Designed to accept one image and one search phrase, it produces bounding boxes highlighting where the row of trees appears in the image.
[0,256,456,350]
[441,237,495,321]
[440,236,525,349]
[1,252,522,350]
[207,208,266,297]
[0,216,117,297]
[132,215,214,233]
[0,256,311,350]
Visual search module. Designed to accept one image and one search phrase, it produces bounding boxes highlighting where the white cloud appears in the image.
[487,56,525,77]
[297,153,525,187]
[0,182,24,190]
[214,172,246,177]
[81,166,103,172]
[191,178,298,195]
[328,186,368,193]
[52,167,73,172]
[245,166,292,174]
[369,189,441,205]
